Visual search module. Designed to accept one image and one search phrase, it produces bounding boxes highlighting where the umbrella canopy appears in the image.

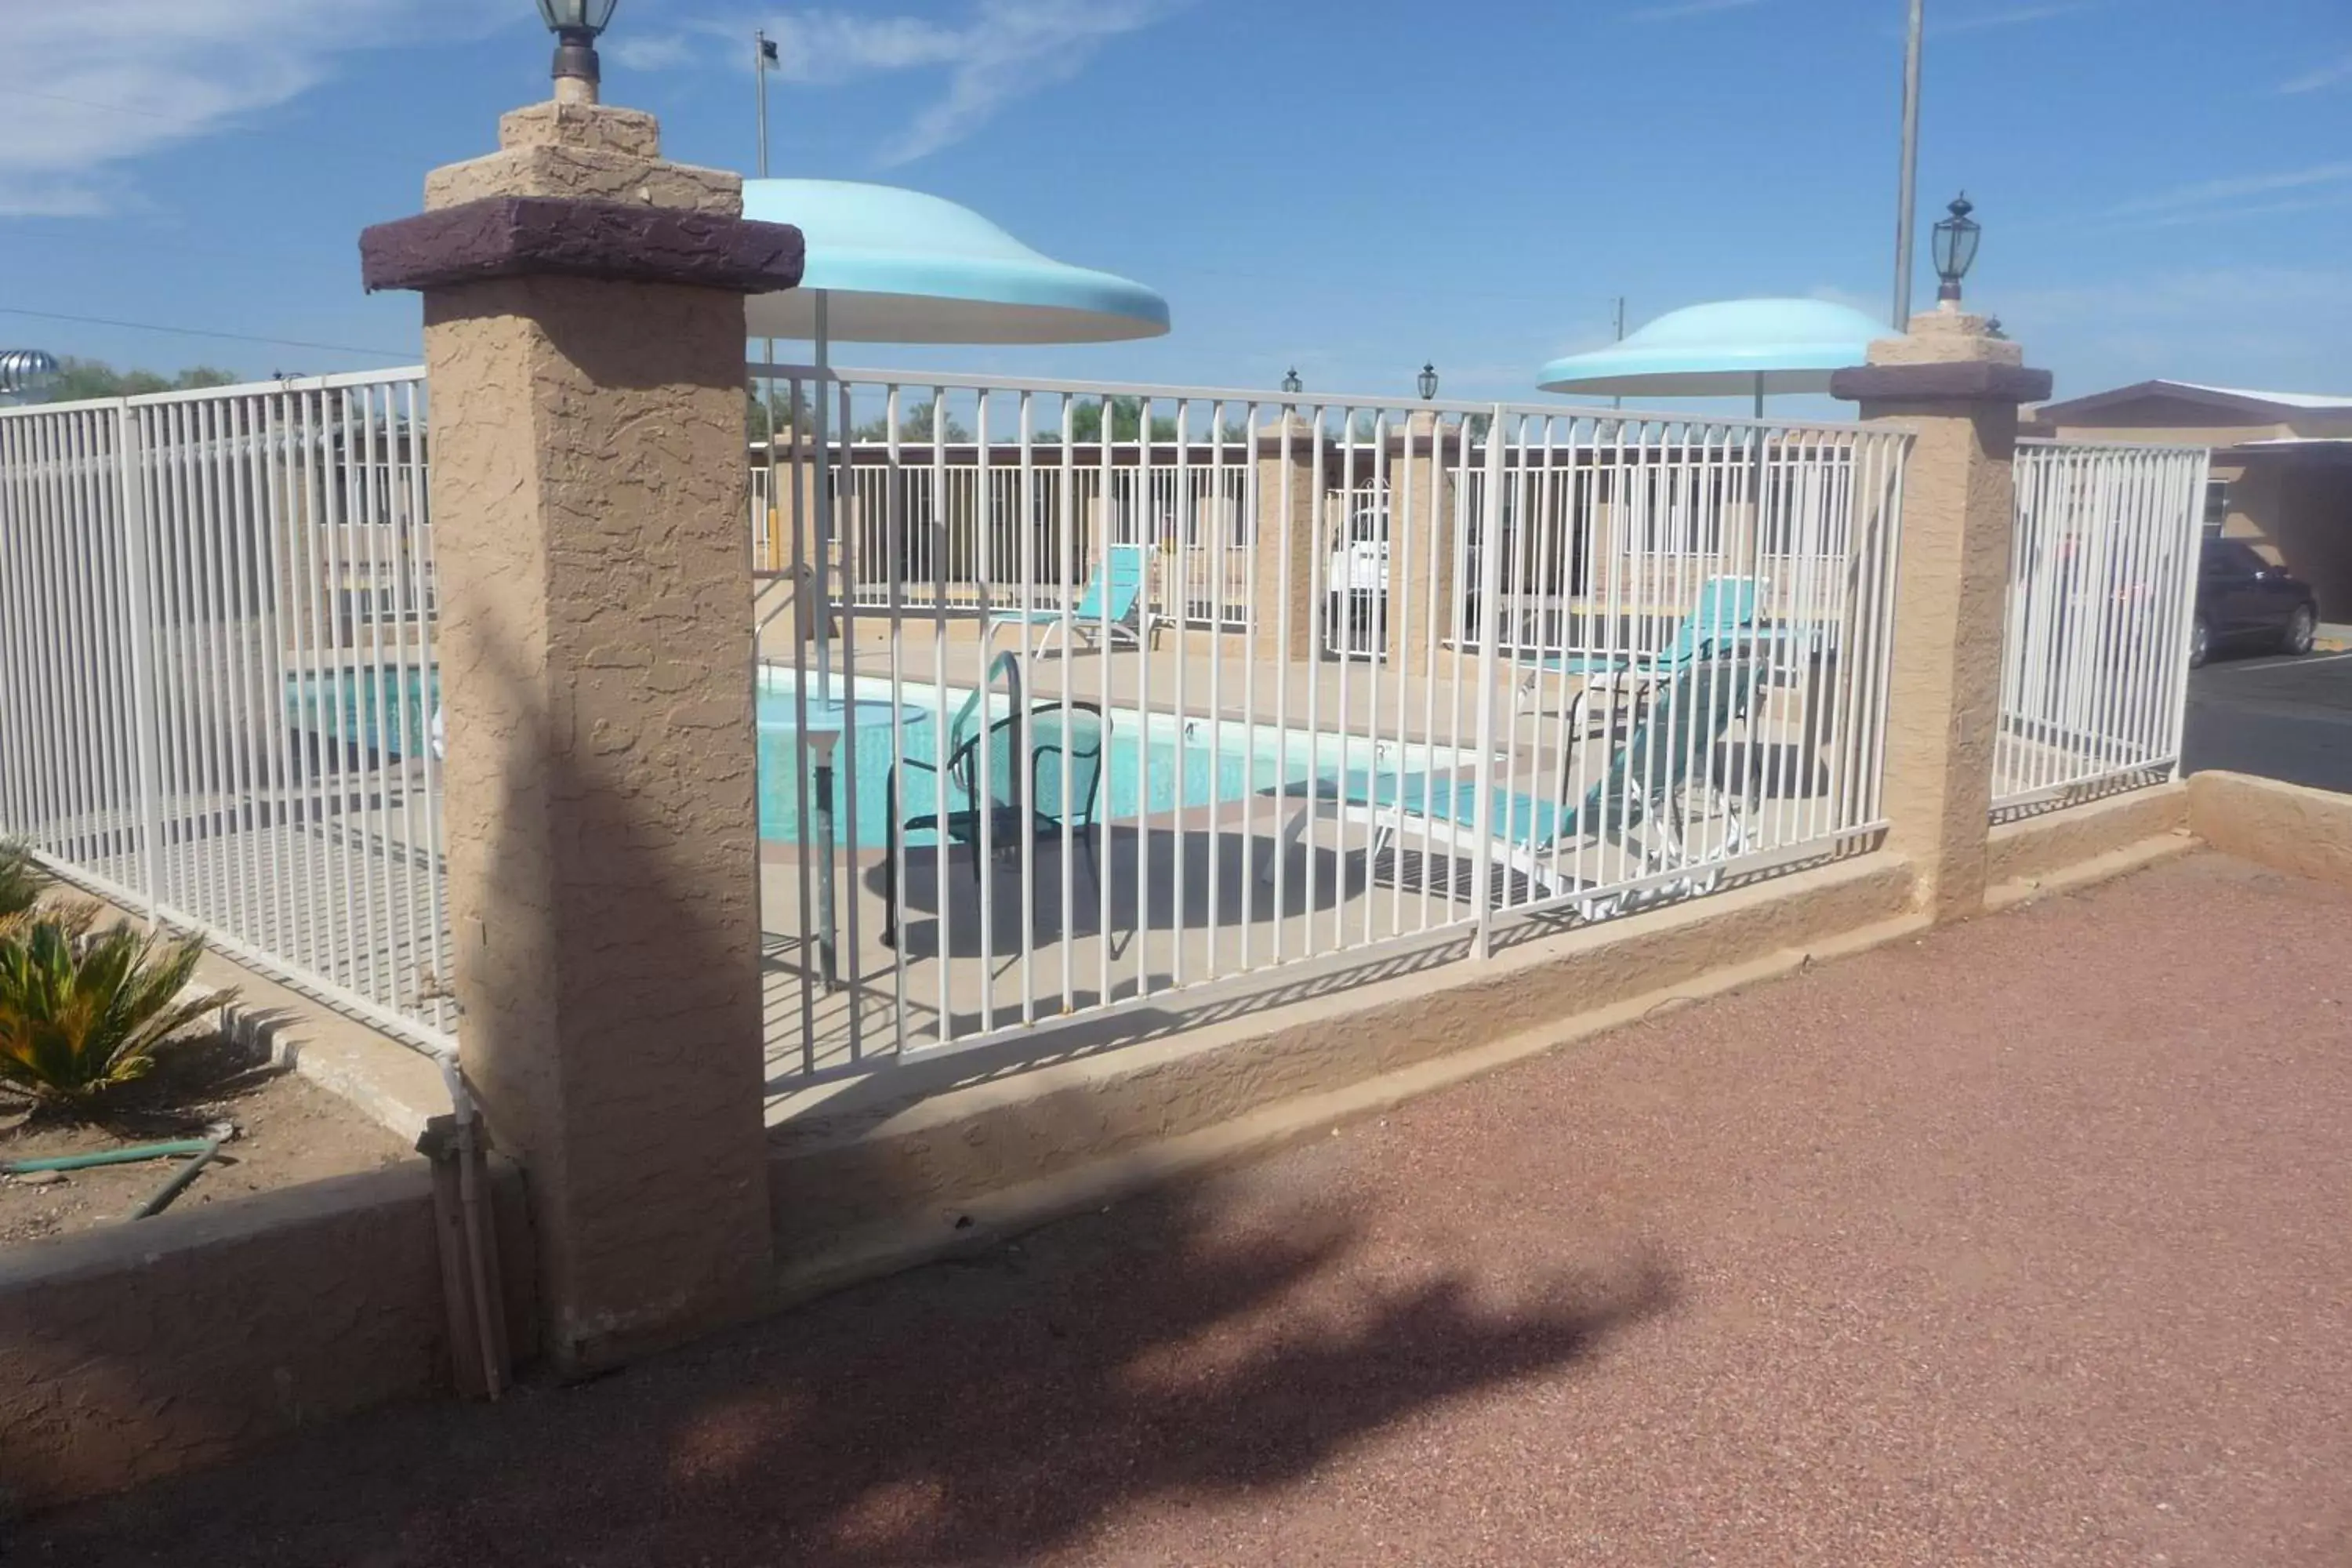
[1536,298,1896,400]
[742,179,1170,345]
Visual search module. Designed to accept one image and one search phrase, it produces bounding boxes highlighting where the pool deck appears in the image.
[752,622,1883,1098]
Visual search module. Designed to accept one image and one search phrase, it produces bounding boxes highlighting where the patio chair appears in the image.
[1266,649,1764,919]
[986,542,1154,657]
[1525,575,1763,738]
[879,676,1109,949]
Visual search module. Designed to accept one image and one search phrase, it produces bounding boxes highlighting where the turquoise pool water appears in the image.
[757,671,1466,848]
[285,666,439,759]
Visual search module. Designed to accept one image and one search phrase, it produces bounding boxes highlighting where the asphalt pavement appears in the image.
[2182,648,2352,794]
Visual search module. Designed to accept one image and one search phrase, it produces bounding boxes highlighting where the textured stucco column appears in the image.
[1389,410,1460,670]
[361,101,804,1368]
[1252,413,1322,663]
[1832,311,2053,923]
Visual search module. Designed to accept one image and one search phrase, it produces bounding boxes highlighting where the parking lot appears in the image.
[2183,648,2352,794]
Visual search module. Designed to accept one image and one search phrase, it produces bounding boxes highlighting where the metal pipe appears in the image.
[127,1127,231,1220]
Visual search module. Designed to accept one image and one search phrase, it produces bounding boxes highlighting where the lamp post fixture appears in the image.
[1932,193,1980,307]
[1280,367,1302,395]
[537,0,620,103]
[1417,362,1438,401]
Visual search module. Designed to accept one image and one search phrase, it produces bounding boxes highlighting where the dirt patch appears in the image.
[1,1033,413,1247]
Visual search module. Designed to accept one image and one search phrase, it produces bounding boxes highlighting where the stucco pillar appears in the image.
[1831,311,2052,922]
[361,100,805,1368]
[1252,413,1321,664]
[1389,410,1460,670]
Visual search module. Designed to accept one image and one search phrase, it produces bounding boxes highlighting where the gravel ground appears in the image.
[22,851,2352,1566]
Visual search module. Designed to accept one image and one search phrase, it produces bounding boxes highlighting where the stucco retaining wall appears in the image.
[2189,771,2352,891]
[0,1160,533,1515]
[768,852,1918,1282]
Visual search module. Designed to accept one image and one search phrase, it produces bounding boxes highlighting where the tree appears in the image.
[851,398,969,444]
[746,384,811,444]
[41,358,237,402]
[1066,397,1178,444]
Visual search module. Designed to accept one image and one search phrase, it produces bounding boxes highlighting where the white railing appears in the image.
[755,441,1251,628]
[749,362,1909,1077]
[1994,440,2208,818]
[0,369,453,1054]
[1,365,1910,1085]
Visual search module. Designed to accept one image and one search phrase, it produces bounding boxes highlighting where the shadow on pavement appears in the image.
[28,1169,1676,1566]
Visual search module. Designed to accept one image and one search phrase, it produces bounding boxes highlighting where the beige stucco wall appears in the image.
[0,1161,532,1514]
[2188,771,2352,891]
[769,851,1918,1274]
[1986,782,2191,891]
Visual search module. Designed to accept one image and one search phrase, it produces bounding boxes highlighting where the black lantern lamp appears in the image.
[1932,193,1980,306]
[1417,362,1438,401]
[538,0,621,100]
[1281,368,1302,394]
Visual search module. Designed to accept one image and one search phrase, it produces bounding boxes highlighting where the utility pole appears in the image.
[1893,0,1924,328]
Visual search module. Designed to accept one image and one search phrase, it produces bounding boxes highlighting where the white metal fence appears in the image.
[749,363,1911,1077]
[0,369,452,1052]
[1,365,1912,1086]
[1994,440,2208,818]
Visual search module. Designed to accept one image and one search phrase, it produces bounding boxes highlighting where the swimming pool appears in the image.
[285,666,438,760]
[756,670,1473,848]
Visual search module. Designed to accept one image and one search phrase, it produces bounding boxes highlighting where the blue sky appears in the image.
[4,0,2348,412]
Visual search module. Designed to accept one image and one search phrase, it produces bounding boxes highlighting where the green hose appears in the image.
[3,1138,217,1174]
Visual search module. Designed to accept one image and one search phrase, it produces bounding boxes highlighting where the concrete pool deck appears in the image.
[753,626,2090,1089]
[35,850,2352,1566]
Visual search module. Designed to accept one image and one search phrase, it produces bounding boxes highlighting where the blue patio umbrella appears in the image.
[738,179,1169,999]
[1537,298,1897,416]
[742,180,1170,346]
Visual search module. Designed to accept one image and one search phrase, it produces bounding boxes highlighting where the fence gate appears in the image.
[1994,439,2209,818]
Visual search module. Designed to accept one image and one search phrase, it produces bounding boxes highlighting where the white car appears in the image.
[1329,500,1389,593]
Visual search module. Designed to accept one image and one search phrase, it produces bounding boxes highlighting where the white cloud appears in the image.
[748,1,1178,166]
[2278,52,2352,95]
[1,0,492,218]
[2000,267,2352,391]
[1627,0,1762,20]
[608,34,706,72]
[2102,161,2352,220]
[1930,1,2102,34]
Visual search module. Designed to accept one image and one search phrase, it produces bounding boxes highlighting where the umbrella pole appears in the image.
[1753,372,1765,420]
[812,287,840,991]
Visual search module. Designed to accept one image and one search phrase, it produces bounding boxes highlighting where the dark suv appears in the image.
[2193,538,2318,667]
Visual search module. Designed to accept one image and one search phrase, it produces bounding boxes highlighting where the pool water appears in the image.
[285,666,439,759]
[757,670,1469,848]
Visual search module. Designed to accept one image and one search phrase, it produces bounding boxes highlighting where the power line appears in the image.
[0,307,413,361]
[11,86,180,122]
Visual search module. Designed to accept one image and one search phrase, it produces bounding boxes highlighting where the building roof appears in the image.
[2038,379,2352,423]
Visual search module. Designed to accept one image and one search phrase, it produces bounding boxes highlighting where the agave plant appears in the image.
[0,915,232,1109]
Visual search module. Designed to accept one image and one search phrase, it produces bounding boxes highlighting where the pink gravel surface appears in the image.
[22,851,2352,1566]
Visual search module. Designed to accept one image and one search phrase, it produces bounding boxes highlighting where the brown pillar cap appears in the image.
[1830,361,2054,404]
[361,195,804,295]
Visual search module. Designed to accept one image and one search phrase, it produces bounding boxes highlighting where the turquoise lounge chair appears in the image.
[1529,575,1763,736]
[988,542,1154,656]
[1268,652,1763,915]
